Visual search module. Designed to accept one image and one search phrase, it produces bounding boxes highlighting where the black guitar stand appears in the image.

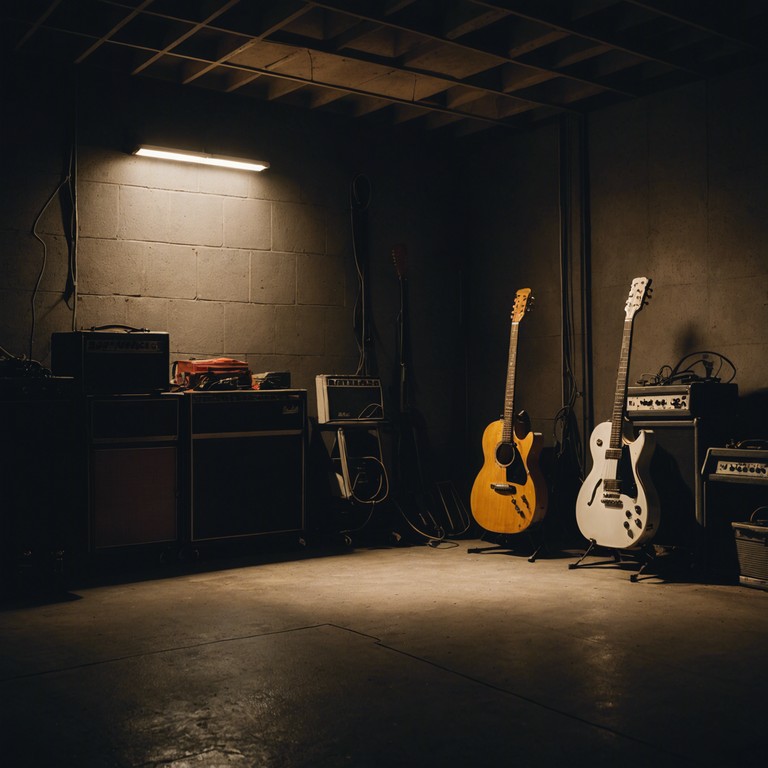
[568,539,657,581]
[468,526,549,563]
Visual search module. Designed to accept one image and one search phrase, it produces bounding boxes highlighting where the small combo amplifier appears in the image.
[627,382,737,418]
[51,329,170,394]
[732,512,768,590]
[315,374,384,423]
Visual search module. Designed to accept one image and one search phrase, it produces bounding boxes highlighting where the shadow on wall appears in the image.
[734,389,768,445]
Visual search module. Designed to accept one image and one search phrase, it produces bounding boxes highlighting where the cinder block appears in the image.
[250,172,301,203]
[198,167,250,198]
[273,201,325,254]
[223,197,271,249]
[168,191,223,246]
[77,182,119,239]
[274,304,326,355]
[78,238,145,296]
[251,251,296,304]
[167,298,225,352]
[145,242,197,298]
[224,302,276,354]
[125,296,171,337]
[119,186,170,243]
[297,253,345,306]
[198,247,249,302]
[76,294,129,330]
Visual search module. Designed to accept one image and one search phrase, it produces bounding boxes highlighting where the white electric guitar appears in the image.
[575,277,660,550]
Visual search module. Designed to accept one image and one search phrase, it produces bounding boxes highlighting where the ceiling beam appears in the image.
[306,0,637,97]
[470,0,700,74]
[626,0,766,52]
[264,28,563,113]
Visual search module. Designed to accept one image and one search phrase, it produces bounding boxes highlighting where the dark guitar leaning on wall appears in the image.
[575,276,660,550]
[390,244,440,534]
[470,288,548,534]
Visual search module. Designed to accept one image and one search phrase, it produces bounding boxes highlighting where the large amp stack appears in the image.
[1,329,308,586]
[627,381,739,575]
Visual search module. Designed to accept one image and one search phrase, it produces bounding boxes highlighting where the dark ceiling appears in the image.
[3,0,767,137]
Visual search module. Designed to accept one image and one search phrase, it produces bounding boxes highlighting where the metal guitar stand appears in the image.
[468,526,549,562]
[569,539,657,581]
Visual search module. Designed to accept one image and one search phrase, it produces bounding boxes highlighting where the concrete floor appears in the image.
[1,538,766,768]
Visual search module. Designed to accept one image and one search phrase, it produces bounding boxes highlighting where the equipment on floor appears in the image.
[732,508,768,590]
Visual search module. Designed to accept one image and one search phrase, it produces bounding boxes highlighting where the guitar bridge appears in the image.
[490,483,516,495]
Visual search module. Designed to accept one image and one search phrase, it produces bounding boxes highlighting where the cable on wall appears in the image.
[349,173,373,376]
[636,350,737,386]
[554,114,588,482]
[29,72,79,359]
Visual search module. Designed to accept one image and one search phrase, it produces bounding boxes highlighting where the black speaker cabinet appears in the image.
[0,396,78,592]
[632,416,730,571]
[185,390,306,543]
[88,395,180,551]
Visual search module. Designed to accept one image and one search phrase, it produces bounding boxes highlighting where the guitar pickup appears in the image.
[490,483,516,494]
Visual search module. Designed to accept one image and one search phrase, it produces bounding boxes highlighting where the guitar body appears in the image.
[470,418,548,534]
[575,420,660,549]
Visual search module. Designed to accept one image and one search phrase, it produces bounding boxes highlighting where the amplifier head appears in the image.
[51,330,170,394]
[315,375,384,423]
[627,382,737,419]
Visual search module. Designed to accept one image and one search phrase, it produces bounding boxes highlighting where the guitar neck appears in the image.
[501,320,519,442]
[609,317,635,449]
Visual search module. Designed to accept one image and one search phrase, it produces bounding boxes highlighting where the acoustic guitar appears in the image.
[470,288,548,534]
[575,277,660,549]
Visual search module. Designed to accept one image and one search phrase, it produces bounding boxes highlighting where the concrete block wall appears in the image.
[71,147,357,396]
[589,63,768,425]
[0,65,362,408]
[2,59,766,500]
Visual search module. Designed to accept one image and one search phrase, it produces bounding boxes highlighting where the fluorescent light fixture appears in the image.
[133,145,269,172]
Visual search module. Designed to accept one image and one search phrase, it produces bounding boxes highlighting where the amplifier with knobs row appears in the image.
[703,448,768,481]
[702,447,768,584]
[627,382,737,418]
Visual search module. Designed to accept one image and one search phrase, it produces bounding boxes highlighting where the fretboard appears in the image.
[502,321,519,442]
[609,317,634,450]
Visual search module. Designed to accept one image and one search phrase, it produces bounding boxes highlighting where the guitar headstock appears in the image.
[511,288,534,323]
[392,244,408,280]
[624,276,652,319]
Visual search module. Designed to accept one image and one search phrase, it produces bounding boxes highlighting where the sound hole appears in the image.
[495,441,517,467]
